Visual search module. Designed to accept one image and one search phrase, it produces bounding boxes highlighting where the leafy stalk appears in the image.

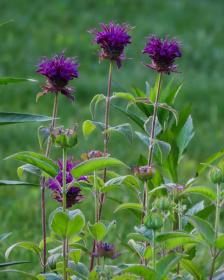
[40,93,58,272]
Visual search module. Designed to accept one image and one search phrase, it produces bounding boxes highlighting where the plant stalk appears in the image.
[209,183,221,280]
[40,93,58,272]
[62,147,68,280]
[98,62,113,219]
[152,229,156,270]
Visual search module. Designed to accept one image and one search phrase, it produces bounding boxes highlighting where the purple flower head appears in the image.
[90,22,132,68]
[37,53,79,101]
[132,165,155,181]
[143,36,182,74]
[48,159,87,208]
[93,242,121,259]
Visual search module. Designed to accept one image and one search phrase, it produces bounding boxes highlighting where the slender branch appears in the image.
[62,147,68,280]
[40,93,58,272]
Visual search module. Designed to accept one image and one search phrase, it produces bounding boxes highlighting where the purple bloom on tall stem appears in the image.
[143,36,182,74]
[48,159,86,208]
[93,242,121,259]
[37,53,79,101]
[90,22,132,68]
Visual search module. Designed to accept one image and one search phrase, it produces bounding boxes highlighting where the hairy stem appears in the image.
[62,147,68,280]
[40,93,58,272]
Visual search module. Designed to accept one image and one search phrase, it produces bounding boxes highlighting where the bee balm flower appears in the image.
[37,53,79,101]
[90,22,132,68]
[47,160,87,208]
[143,36,181,74]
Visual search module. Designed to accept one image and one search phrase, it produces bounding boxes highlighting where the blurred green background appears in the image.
[0,0,224,278]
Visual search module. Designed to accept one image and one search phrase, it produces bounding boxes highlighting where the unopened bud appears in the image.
[144,213,163,230]
[51,127,77,148]
[132,165,154,181]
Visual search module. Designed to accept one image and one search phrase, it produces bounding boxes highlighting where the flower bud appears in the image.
[144,213,163,230]
[209,166,224,184]
[154,197,171,211]
[132,165,154,181]
[51,127,77,148]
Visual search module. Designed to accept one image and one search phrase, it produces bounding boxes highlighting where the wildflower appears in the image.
[143,36,181,74]
[93,242,120,259]
[90,22,132,68]
[132,165,154,181]
[37,53,79,101]
[48,160,87,208]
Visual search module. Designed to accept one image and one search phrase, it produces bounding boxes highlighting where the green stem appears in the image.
[147,73,162,166]
[152,230,156,271]
[40,93,59,273]
[62,147,68,280]
[98,62,113,220]
[209,183,221,279]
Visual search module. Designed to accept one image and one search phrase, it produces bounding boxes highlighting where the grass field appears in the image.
[1,0,224,278]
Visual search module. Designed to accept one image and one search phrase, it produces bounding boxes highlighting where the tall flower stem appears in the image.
[89,62,113,271]
[152,229,156,270]
[62,147,68,280]
[142,73,162,223]
[209,183,221,280]
[40,93,58,272]
[99,61,113,219]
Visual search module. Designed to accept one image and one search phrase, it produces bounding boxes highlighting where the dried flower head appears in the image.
[132,165,154,181]
[143,36,181,74]
[90,22,132,68]
[37,53,79,101]
[93,242,120,259]
[81,150,110,161]
[48,160,87,208]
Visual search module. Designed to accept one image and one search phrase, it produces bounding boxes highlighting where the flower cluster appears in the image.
[37,53,79,101]
[90,22,132,68]
[48,160,86,208]
[143,36,182,74]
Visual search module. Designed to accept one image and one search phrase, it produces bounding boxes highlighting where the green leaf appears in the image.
[89,94,105,119]
[0,180,37,187]
[6,151,58,177]
[82,120,104,137]
[112,273,138,280]
[0,232,12,242]
[144,116,162,136]
[156,253,181,280]
[215,234,224,249]
[0,77,37,85]
[156,231,194,242]
[51,212,69,238]
[0,112,54,125]
[88,222,107,241]
[165,237,199,250]
[17,164,41,178]
[112,92,136,103]
[128,239,145,258]
[181,259,201,280]
[5,241,41,259]
[176,115,194,157]
[0,270,38,279]
[104,175,140,191]
[107,123,133,143]
[197,148,224,175]
[0,261,29,268]
[69,249,81,264]
[123,265,156,279]
[182,186,216,201]
[51,210,85,239]
[158,103,179,124]
[37,273,63,280]
[189,216,215,246]
[71,157,127,178]
[114,203,143,213]
[38,126,50,150]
